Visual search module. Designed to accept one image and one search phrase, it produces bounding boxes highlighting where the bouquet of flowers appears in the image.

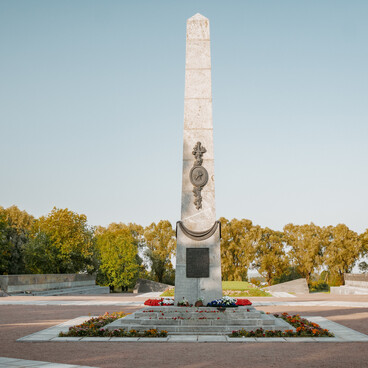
[177,297,190,307]
[144,298,174,306]
[161,298,174,306]
[207,296,237,308]
[144,299,161,306]
[236,299,252,306]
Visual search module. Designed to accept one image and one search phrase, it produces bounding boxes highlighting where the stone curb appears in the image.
[0,357,98,368]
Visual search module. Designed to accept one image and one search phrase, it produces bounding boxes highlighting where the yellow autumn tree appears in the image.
[254,227,289,285]
[143,220,176,283]
[361,228,368,255]
[324,224,363,284]
[220,217,257,281]
[283,223,327,283]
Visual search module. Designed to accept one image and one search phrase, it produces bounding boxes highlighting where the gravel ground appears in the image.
[1,294,368,368]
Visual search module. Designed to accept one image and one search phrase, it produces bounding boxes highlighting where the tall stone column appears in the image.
[174,14,222,305]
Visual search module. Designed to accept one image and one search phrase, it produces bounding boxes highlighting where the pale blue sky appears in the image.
[1,0,367,233]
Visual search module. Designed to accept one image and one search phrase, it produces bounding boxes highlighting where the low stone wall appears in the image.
[330,285,368,295]
[0,274,96,293]
[133,278,173,294]
[264,278,309,294]
[344,273,368,288]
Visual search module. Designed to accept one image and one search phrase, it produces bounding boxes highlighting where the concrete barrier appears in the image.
[0,274,96,293]
[264,278,309,294]
[344,273,368,288]
[330,273,368,295]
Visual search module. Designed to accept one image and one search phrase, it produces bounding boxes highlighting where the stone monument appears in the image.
[103,15,296,335]
[174,13,222,305]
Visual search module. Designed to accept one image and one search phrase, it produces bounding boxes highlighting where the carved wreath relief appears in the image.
[190,142,208,210]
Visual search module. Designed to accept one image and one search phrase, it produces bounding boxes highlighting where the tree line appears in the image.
[220,218,368,287]
[1,205,367,290]
[0,206,175,290]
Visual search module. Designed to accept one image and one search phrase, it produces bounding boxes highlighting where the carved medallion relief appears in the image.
[190,142,208,210]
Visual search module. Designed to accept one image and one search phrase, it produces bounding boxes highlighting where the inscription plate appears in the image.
[186,248,209,278]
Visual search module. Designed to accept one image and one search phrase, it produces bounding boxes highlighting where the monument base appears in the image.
[174,226,222,305]
[104,306,295,335]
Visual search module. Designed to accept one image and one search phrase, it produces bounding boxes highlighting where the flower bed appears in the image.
[58,312,168,338]
[230,313,334,338]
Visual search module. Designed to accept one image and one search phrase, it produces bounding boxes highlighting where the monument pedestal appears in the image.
[104,306,295,335]
[174,227,222,305]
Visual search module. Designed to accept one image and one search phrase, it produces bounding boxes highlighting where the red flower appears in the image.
[144,298,162,306]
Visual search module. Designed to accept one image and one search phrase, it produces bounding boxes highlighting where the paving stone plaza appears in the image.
[1,293,368,367]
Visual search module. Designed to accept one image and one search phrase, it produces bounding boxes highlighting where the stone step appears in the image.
[103,306,295,335]
[114,324,278,334]
[118,318,275,326]
[136,311,261,319]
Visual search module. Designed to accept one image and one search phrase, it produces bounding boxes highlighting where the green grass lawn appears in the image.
[222,281,254,290]
[222,281,271,297]
[161,281,271,297]
[161,289,174,297]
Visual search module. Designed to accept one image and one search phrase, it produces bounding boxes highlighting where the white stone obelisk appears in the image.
[174,14,222,305]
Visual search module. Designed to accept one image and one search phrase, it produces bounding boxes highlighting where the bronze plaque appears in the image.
[186,248,209,278]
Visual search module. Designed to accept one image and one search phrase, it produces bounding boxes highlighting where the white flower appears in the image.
[161,297,174,305]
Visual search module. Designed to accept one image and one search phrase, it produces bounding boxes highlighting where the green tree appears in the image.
[272,266,303,285]
[220,218,257,281]
[359,261,368,273]
[0,206,34,274]
[283,223,326,283]
[254,227,288,285]
[0,212,12,274]
[24,207,95,274]
[22,232,59,274]
[324,224,362,284]
[143,220,175,283]
[95,223,143,290]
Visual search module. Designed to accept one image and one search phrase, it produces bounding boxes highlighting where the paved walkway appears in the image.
[137,292,162,298]
[2,294,368,367]
[254,301,368,308]
[0,357,97,368]
[268,291,296,298]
